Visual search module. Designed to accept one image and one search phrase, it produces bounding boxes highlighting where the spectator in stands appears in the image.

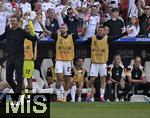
[127,16,140,37]
[80,0,93,8]
[5,0,18,15]
[126,56,150,96]
[51,0,61,6]
[0,0,9,35]
[45,8,59,34]
[79,5,90,22]
[104,7,125,36]
[101,14,109,24]
[106,54,130,102]
[107,0,120,8]
[55,0,68,14]
[29,0,38,11]
[101,3,113,22]
[14,7,22,18]
[30,1,46,37]
[69,0,81,10]
[120,0,128,23]
[84,5,100,39]
[145,0,150,5]
[19,0,32,14]
[46,62,57,89]
[138,5,150,36]
[70,57,88,102]
[42,0,55,12]
[137,0,145,16]
[14,7,32,30]
[128,0,140,18]
[62,5,79,35]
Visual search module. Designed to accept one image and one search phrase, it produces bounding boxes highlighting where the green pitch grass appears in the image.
[50,102,150,118]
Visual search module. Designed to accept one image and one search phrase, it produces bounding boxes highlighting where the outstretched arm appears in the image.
[24,30,37,41]
[108,32,128,43]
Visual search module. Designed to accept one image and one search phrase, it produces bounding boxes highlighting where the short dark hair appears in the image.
[74,56,84,62]
[113,54,121,60]
[67,8,73,11]
[98,25,105,29]
[91,5,98,9]
[25,24,29,29]
[111,7,119,12]
[11,15,20,22]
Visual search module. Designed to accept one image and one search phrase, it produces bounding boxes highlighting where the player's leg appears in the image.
[114,83,119,102]
[77,82,83,102]
[27,79,32,94]
[27,61,34,95]
[23,60,34,95]
[99,64,107,102]
[55,61,64,101]
[70,81,77,102]
[88,63,98,102]
[88,78,97,102]
[63,61,72,102]
[6,60,17,93]
[63,76,71,102]
[105,79,113,102]
[123,83,131,101]
[119,78,126,101]
[22,60,27,96]
[14,57,24,94]
[142,83,150,96]
[15,57,26,105]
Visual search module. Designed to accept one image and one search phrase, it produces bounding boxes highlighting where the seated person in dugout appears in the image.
[126,56,150,96]
[70,57,88,102]
[46,61,57,89]
[106,54,130,102]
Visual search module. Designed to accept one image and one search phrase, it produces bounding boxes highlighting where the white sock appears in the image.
[60,86,64,99]
[56,89,61,99]
[70,85,77,101]
[50,82,56,88]
[87,88,92,97]
[64,89,70,98]
[78,97,81,102]
[60,85,64,91]
[91,97,94,102]
[100,88,105,98]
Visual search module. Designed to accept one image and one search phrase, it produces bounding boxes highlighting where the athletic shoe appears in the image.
[57,98,62,102]
[100,96,105,102]
[120,98,124,102]
[115,98,119,102]
[62,97,67,102]
[78,98,81,102]
[71,99,75,102]
[106,99,110,102]
[144,96,150,103]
